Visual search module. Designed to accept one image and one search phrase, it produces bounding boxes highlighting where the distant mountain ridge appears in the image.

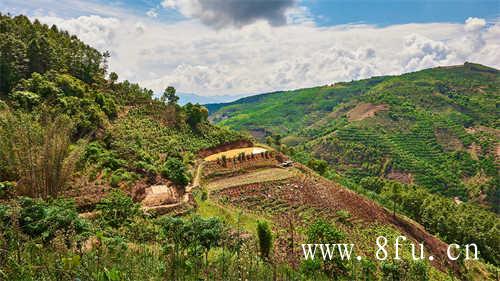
[178,92,247,105]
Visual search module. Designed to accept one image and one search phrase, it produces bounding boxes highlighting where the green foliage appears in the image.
[360,176,385,193]
[306,219,345,244]
[0,32,27,94]
[256,220,272,260]
[305,219,347,277]
[18,197,88,243]
[184,102,209,128]
[0,14,105,94]
[385,181,403,217]
[8,90,40,109]
[161,86,178,104]
[96,189,141,228]
[0,181,15,199]
[161,157,191,186]
[307,158,329,175]
[212,63,499,202]
[370,179,500,265]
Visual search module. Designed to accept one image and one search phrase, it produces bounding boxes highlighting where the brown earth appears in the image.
[347,103,389,122]
[198,139,254,158]
[386,170,413,184]
[210,163,459,275]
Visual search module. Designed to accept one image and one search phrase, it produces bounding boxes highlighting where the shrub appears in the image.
[257,220,272,261]
[96,189,140,228]
[161,157,191,186]
[307,158,329,175]
[18,197,88,244]
[360,177,385,193]
[0,181,15,199]
[8,90,40,109]
[335,210,351,225]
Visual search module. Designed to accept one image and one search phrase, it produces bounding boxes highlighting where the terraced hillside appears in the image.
[208,63,499,210]
[194,148,497,279]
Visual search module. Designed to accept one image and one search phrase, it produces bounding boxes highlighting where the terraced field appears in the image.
[197,157,462,275]
[205,167,294,190]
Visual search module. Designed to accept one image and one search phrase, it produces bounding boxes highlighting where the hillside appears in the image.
[209,64,499,206]
[0,14,498,281]
[209,64,500,268]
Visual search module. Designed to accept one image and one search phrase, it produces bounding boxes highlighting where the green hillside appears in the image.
[210,64,499,207]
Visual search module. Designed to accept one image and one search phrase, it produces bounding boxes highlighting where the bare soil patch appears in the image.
[347,103,389,122]
[198,140,253,158]
[204,147,267,162]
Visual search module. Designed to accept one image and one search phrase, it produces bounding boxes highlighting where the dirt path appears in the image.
[186,160,204,193]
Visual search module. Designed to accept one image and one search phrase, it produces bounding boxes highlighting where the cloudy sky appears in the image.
[1,0,499,98]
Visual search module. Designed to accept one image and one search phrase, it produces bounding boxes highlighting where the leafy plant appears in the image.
[256,220,272,261]
[161,157,191,186]
[96,189,140,228]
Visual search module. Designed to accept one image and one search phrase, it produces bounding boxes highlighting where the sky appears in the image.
[1,0,499,98]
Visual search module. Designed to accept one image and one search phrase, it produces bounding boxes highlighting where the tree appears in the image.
[191,216,223,268]
[27,33,55,74]
[387,181,403,217]
[257,221,272,261]
[274,134,282,146]
[161,157,191,186]
[184,103,208,128]
[265,136,274,146]
[0,34,27,94]
[96,189,140,227]
[360,177,385,193]
[109,72,118,84]
[0,112,80,198]
[162,86,178,104]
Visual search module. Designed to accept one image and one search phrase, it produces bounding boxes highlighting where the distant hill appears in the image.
[178,92,247,105]
[209,63,500,209]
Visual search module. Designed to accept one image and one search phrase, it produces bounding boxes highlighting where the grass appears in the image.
[194,194,270,234]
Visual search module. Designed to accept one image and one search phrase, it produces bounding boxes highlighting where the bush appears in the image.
[360,177,385,193]
[335,210,351,225]
[18,197,88,244]
[0,181,15,199]
[257,221,272,261]
[161,157,191,186]
[96,189,140,228]
[307,159,329,175]
[8,90,40,109]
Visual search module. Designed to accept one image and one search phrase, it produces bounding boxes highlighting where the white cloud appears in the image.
[465,17,486,32]
[146,8,158,18]
[32,14,500,96]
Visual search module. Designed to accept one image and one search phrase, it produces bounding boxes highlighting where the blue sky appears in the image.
[4,0,499,26]
[1,0,499,97]
[307,0,500,26]
[71,0,500,26]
